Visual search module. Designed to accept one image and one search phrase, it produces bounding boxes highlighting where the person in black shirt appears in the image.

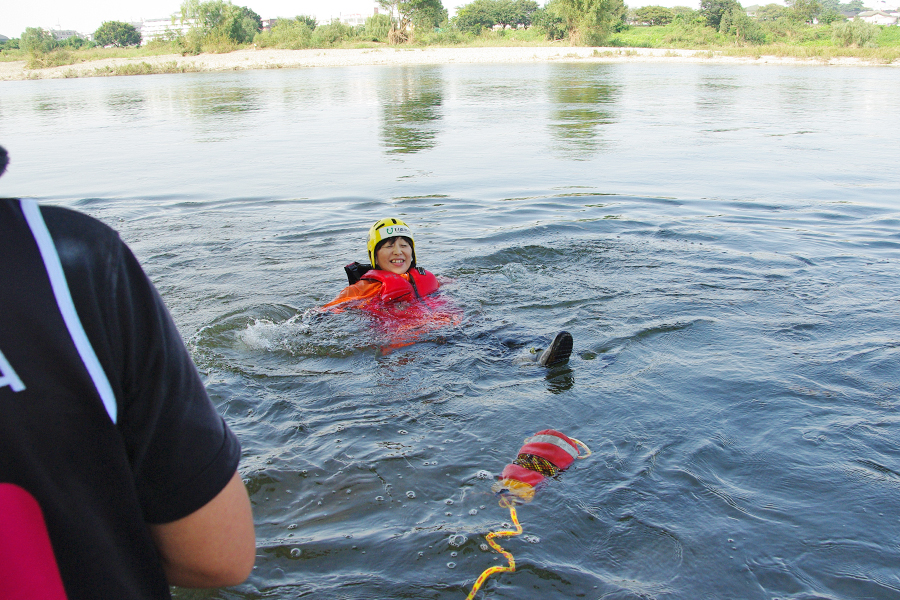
[0,145,255,600]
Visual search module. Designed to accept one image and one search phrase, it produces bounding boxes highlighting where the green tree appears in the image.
[672,5,698,15]
[815,0,845,20]
[21,27,58,53]
[61,36,92,49]
[495,0,519,27]
[634,5,675,25]
[532,4,568,38]
[754,3,788,21]
[378,0,447,42]
[295,14,318,30]
[786,0,822,22]
[514,0,540,27]
[364,13,392,39]
[551,0,627,44]
[0,38,21,52]
[700,0,741,28]
[311,20,354,46]
[94,21,141,47]
[831,17,879,45]
[254,18,313,48]
[408,0,449,29]
[180,0,262,44]
[719,5,766,42]
[454,0,500,33]
[495,0,540,27]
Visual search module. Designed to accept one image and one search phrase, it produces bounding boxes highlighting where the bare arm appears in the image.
[148,471,255,588]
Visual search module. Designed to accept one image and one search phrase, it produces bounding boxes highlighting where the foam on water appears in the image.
[237,313,311,354]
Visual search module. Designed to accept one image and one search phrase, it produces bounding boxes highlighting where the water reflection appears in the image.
[546,366,574,394]
[695,71,739,113]
[31,94,86,117]
[34,97,66,112]
[179,83,262,142]
[185,86,260,115]
[379,66,444,154]
[105,91,147,121]
[549,64,620,160]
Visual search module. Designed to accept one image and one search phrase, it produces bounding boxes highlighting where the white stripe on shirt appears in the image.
[21,199,118,424]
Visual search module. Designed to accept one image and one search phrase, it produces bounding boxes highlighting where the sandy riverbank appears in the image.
[1,45,894,81]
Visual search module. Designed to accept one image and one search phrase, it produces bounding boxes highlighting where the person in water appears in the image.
[323,217,439,309]
[323,217,573,367]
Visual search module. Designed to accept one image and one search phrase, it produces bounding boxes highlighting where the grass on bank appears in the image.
[3,18,899,73]
[0,42,208,68]
[608,20,900,63]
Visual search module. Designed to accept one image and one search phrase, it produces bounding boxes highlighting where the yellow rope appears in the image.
[464,500,522,600]
[570,437,592,459]
[465,436,591,598]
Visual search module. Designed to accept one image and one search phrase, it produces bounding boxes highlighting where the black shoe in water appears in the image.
[539,331,573,367]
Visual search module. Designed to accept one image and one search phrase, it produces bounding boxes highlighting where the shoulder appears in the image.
[40,204,121,246]
[322,279,382,309]
[360,269,398,282]
[39,204,125,275]
[411,267,440,290]
[346,278,382,294]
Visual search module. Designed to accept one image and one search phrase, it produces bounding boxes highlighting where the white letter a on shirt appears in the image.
[0,348,25,392]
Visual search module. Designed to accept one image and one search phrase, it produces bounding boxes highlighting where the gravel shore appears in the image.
[1,45,894,81]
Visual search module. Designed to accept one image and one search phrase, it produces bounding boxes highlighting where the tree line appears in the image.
[2,0,633,54]
[626,0,885,46]
[1,0,892,60]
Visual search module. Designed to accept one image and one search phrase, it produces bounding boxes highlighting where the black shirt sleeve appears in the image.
[42,206,241,524]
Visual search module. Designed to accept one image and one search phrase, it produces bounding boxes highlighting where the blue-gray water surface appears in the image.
[2,60,900,599]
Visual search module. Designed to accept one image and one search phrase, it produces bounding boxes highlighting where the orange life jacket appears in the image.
[322,264,441,311]
[360,267,440,303]
[322,264,455,354]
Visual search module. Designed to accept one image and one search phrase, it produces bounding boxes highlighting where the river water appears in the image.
[2,60,900,599]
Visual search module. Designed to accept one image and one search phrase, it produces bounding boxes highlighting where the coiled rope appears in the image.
[465,438,591,599]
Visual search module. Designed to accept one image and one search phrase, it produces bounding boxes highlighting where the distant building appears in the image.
[340,13,369,27]
[51,29,82,41]
[261,18,279,31]
[139,17,196,44]
[857,9,900,24]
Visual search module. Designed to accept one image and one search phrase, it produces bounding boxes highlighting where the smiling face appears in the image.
[375,237,413,274]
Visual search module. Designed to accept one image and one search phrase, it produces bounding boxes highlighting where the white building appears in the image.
[857,10,900,24]
[51,29,82,40]
[340,13,369,27]
[139,18,196,44]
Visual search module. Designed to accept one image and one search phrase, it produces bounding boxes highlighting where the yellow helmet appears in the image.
[367,217,416,268]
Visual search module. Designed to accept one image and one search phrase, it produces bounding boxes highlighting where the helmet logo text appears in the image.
[383,226,410,237]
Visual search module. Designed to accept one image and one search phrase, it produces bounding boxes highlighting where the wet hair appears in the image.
[0,146,7,178]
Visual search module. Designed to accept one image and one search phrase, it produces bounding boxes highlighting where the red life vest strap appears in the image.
[361,268,439,303]
[409,268,439,297]
[0,484,68,599]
